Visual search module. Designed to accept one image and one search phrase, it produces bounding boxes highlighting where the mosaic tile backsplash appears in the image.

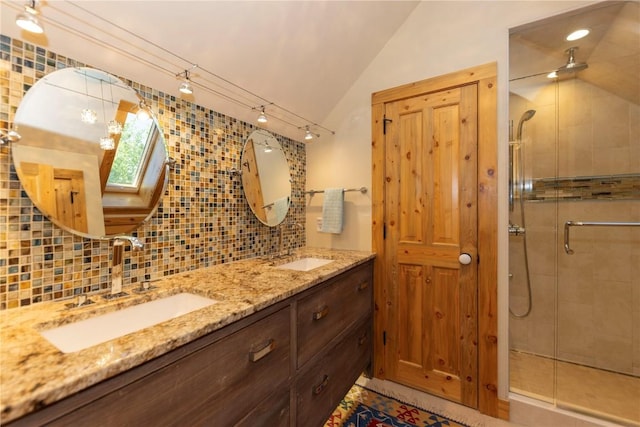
[0,35,306,310]
[526,174,640,202]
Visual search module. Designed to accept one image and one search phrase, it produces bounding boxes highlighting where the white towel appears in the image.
[320,188,344,234]
[273,196,289,223]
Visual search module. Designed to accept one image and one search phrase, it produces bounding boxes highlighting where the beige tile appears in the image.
[510,351,640,425]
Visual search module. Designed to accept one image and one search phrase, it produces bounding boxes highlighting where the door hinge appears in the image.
[383,331,387,346]
[383,223,386,240]
[383,115,393,135]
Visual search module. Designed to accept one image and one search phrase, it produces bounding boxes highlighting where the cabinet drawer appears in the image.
[296,318,371,427]
[297,263,372,367]
[45,306,291,426]
[235,387,290,427]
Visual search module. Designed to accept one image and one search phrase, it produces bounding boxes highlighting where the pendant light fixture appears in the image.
[106,78,122,134]
[99,80,115,151]
[16,0,44,34]
[80,69,97,124]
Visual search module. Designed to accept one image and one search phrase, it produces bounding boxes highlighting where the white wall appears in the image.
[307,0,597,400]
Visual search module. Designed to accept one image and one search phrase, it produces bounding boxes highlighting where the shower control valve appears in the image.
[508,224,526,236]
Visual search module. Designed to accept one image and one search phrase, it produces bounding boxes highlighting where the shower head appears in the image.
[516,109,536,140]
[556,47,589,74]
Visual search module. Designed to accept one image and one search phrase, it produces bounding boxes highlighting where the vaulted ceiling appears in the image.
[1,1,420,140]
[4,1,637,141]
[510,1,639,106]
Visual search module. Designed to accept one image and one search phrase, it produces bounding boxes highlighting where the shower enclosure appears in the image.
[508,2,639,425]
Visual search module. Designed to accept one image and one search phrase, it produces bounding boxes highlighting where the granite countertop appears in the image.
[0,247,375,423]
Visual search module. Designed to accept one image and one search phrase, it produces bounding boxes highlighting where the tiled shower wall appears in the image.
[0,35,306,310]
[509,78,640,376]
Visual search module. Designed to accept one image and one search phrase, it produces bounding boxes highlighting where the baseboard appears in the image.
[497,398,510,421]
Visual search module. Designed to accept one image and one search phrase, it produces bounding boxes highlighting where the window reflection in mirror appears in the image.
[107,111,157,189]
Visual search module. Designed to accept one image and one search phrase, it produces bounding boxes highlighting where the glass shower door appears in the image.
[554,77,640,425]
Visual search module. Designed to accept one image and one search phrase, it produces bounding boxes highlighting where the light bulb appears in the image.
[179,80,193,94]
[80,108,97,124]
[305,129,313,141]
[100,136,115,150]
[107,120,122,135]
[16,6,43,34]
[257,109,267,123]
[566,29,589,41]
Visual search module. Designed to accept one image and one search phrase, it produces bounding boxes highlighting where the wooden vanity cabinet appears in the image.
[11,305,292,427]
[296,263,372,368]
[296,318,372,427]
[295,261,373,426]
[9,260,373,427]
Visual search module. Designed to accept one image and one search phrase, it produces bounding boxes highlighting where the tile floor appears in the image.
[510,351,640,426]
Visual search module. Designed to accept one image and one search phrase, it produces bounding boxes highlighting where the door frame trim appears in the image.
[371,62,500,417]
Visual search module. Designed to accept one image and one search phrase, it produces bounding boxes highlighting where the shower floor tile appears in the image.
[510,350,640,426]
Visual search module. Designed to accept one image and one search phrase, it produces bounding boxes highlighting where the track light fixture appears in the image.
[33,2,337,139]
[16,0,44,34]
[177,65,197,95]
[302,125,319,141]
[257,106,268,123]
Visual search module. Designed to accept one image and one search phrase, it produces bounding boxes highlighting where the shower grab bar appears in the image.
[564,221,640,254]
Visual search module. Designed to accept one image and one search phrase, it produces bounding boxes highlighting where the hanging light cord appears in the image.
[59,1,335,136]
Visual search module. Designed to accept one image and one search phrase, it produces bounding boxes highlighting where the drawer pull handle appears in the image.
[249,339,275,362]
[313,375,329,395]
[358,332,368,346]
[357,281,369,291]
[313,306,329,321]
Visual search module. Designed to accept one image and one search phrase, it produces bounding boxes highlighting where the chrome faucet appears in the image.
[110,236,144,297]
[282,222,304,256]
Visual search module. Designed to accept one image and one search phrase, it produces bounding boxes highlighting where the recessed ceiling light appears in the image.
[566,29,589,41]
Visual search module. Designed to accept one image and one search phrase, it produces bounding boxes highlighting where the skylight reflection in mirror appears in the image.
[106,112,156,190]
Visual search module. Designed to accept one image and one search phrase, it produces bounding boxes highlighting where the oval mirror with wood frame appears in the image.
[12,67,169,239]
[241,129,291,226]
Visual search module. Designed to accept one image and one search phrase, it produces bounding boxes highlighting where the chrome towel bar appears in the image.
[564,221,640,254]
[305,187,368,196]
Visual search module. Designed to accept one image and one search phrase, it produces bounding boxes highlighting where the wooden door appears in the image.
[372,64,500,417]
[383,85,478,406]
[53,169,88,233]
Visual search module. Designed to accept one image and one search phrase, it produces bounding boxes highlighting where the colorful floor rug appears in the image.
[324,384,469,427]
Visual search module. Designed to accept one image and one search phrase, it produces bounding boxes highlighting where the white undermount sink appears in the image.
[277,257,333,271]
[40,293,217,353]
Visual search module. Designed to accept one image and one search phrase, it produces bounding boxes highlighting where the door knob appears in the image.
[459,253,472,265]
